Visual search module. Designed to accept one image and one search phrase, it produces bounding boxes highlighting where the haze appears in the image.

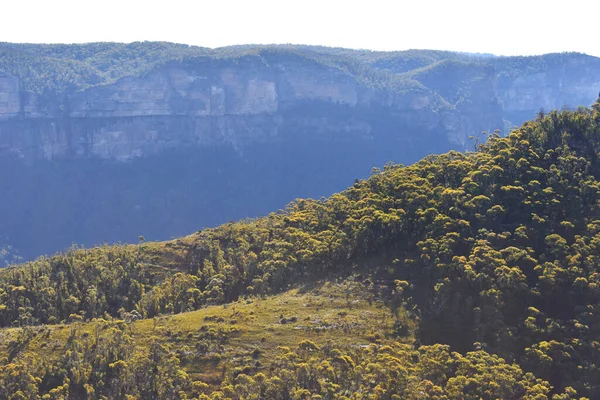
[2,0,598,57]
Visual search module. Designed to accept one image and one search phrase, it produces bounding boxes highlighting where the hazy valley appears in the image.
[2,41,600,399]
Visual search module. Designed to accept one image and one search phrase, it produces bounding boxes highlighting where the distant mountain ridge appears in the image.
[1,43,598,156]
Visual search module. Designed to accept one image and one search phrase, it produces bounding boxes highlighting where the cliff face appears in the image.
[0,72,20,118]
[2,48,599,165]
[492,54,600,126]
[0,55,467,161]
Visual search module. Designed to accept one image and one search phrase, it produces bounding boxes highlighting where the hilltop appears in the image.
[2,100,600,398]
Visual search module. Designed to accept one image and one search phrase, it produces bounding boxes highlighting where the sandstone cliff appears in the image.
[3,49,597,163]
[493,54,600,126]
[0,53,470,161]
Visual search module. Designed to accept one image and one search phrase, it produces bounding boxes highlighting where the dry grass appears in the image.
[0,279,415,387]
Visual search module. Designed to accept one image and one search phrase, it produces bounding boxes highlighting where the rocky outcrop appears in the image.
[406,61,504,148]
[493,54,600,126]
[0,72,20,119]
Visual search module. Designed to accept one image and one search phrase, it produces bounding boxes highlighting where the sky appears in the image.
[2,0,598,57]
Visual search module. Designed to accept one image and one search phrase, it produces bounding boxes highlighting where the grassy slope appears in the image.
[0,280,410,390]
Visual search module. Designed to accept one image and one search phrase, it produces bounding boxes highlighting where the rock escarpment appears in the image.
[0,54,470,161]
[492,53,600,126]
[0,72,20,118]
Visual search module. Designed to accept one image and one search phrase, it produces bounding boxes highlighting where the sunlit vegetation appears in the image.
[0,284,554,399]
[3,100,600,397]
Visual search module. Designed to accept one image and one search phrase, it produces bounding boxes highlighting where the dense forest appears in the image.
[0,41,454,103]
[2,100,600,398]
[2,41,595,98]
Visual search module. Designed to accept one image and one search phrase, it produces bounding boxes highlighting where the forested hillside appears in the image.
[2,101,600,398]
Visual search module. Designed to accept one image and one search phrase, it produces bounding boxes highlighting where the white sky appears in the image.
[2,0,598,57]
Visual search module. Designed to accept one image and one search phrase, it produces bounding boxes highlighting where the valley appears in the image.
[2,43,599,260]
